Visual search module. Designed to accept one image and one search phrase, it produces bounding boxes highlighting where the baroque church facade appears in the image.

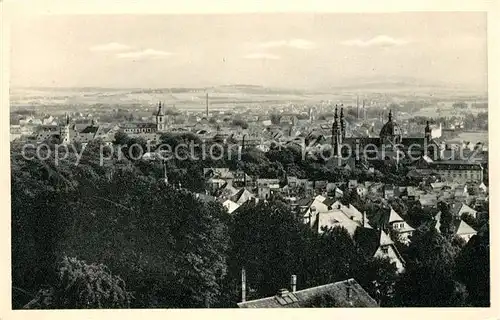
[330,107,438,161]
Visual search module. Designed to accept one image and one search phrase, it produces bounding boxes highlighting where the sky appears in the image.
[10,13,487,90]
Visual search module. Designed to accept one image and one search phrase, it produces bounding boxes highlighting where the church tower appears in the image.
[340,107,346,139]
[331,106,342,157]
[60,113,71,145]
[156,101,166,132]
[425,121,432,142]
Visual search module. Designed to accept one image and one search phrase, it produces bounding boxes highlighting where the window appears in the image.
[381,246,388,254]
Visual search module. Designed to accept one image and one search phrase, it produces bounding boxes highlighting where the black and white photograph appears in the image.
[5,4,495,312]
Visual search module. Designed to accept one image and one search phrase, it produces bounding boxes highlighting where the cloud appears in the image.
[89,42,131,52]
[243,53,281,60]
[341,35,409,47]
[257,39,316,50]
[115,49,174,60]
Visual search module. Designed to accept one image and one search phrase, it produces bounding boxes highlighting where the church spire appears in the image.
[388,109,393,122]
[340,107,346,139]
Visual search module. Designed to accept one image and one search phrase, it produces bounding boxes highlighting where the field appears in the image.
[454,131,489,144]
[10,83,487,114]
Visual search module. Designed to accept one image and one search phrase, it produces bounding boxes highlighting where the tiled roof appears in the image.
[120,122,157,129]
[316,210,363,236]
[431,161,483,171]
[80,125,99,134]
[237,279,377,308]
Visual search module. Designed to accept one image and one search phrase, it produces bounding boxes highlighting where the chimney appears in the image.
[241,268,246,303]
[346,286,352,301]
[290,275,297,293]
[206,92,209,117]
[363,211,367,227]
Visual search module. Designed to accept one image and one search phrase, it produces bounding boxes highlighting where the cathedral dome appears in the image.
[379,110,402,142]
[380,121,402,137]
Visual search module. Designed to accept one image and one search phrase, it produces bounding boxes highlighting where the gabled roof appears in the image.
[316,210,363,236]
[454,219,477,235]
[231,188,255,205]
[388,207,404,224]
[355,228,393,257]
[80,125,99,134]
[450,202,477,217]
[222,199,240,214]
[237,279,378,308]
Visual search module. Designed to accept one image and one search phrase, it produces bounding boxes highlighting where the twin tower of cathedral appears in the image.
[331,106,346,154]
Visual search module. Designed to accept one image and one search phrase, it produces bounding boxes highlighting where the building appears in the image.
[237,278,378,308]
[354,227,406,273]
[430,161,484,183]
[119,101,167,135]
[10,125,22,141]
[433,212,477,243]
[376,207,415,243]
[335,109,439,161]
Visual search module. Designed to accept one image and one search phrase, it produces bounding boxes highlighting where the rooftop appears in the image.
[237,278,377,308]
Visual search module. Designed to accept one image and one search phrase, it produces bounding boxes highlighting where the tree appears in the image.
[227,200,310,299]
[455,225,490,306]
[24,256,133,309]
[11,144,230,308]
[354,257,398,306]
[438,201,455,236]
[394,227,467,307]
[270,114,281,125]
[231,119,248,129]
[114,131,130,146]
[305,227,360,287]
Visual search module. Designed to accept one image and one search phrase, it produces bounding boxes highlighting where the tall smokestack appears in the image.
[206,92,209,117]
[291,275,297,293]
[241,268,246,303]
[362,99,366,120]
[356,95,359,119]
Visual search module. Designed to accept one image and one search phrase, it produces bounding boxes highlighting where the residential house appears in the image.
[348,179,358,189]
[376,207,415,244]
[222,199,240,214]
[233,171,253,188]
[433,212,477,243]
[450,202,478,219]
[419,194,438,209]
[230,188,256,205]
[384,185,395,200]
[257,178,281,199]
[237,278,378,308]
[354,228,406,273]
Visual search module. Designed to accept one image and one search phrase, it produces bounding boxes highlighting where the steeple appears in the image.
[388,109,393,122]
[156,101,165,131]
[425,120,432,142]
[156,101,164,116]
[340,107,346,138]
[331,106,339,141]
[332,105,342,157]
[60,113,71,145]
